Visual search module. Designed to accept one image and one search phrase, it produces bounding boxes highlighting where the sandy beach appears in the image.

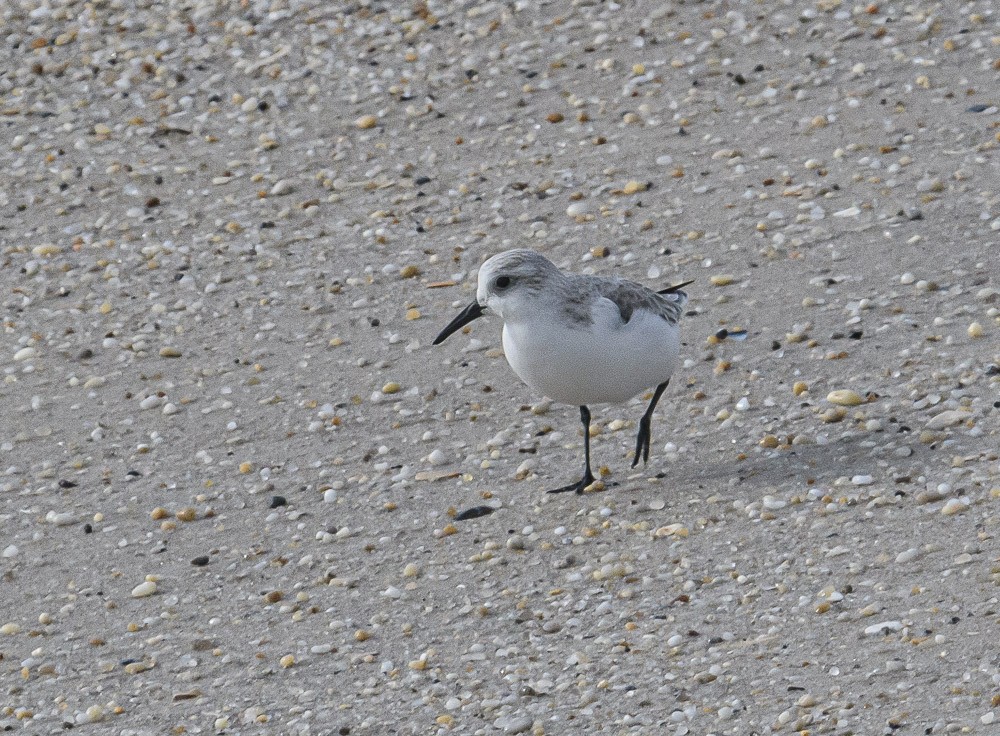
[2,0,999,733]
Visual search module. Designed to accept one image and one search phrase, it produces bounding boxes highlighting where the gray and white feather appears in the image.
[434,248,691,493]
[468,249,688,405]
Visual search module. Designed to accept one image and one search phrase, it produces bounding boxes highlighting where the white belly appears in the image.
[501,310,680,406]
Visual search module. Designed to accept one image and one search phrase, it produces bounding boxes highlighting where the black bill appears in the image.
[433,301,485,345]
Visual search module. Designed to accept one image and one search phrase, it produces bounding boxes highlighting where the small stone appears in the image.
[1,622,21,635]
[239,462,253,474]
[1,545,18,558]
[13,347,36,361]
[139,395,161,410]
[793,381,808,396]
[827,390,863,406]
[191,555,210,567]
[279,654,295,668]
[622,180,647,194]
[495,715,533,734]
[566,201,590,216]
[864,620,903,636]
[382,382,402,394]
[820,407,847,423]
[400,265,421,278]
[759,435,779,448]
[159,346,182,358]
[940,498,968,516]
[46,511,77,526]
[925,410,970,430]
[916,489,945,505]
[175,507,197,522]
[454,505,494,521]
[546,112,564,123]
[967,322,984,338]
[270,179,295,196]
[506,535,526,551]
[403,563,420,577]
[710,274,735,286]
[32,243,62,257]
[131,581,157,598]
[268,496,287,509]
[355,114,377,129]
[851,475,874,486]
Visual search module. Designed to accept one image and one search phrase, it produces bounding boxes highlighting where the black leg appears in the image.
[548,405,596,494]
[632,381,669,468]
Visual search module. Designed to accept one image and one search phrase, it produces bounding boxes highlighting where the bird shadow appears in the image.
[622,432,928,496]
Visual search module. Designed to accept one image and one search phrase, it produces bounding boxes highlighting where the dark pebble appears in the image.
[77,348,94,360]
[414,176,431,185]
[58,479,77,488]
[455,505,494,521]
[966,104,991,113]
[191,555,210,567]
[83,523,93,534]
[268,495,287,509]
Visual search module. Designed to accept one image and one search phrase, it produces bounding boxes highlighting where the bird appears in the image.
[433,249,691,494]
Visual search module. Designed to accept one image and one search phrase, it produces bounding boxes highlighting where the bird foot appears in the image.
[631,419,652,468]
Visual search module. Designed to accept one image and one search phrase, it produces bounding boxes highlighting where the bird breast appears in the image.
[500,308,679,406]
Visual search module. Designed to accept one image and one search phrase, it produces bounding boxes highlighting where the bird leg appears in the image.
[632,381,669,468]
[548,405,596,494]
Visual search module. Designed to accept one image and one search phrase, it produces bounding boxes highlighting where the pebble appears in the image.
[940,499,968,516]
[46,511,77,526]
[925,410,970,430]
[270,179,295,196]
[864,621,903,637]
[131,581,157,598]
[494,715,533,734]
[826,390,863,407]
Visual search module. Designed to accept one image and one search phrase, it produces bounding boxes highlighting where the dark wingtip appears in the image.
[658,279,694,295]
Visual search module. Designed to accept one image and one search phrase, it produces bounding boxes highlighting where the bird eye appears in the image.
[495,275,511,289]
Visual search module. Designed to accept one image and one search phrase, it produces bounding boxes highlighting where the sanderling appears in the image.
[434,249,691,494]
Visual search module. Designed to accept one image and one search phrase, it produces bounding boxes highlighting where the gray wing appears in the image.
[589,277,688,326]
